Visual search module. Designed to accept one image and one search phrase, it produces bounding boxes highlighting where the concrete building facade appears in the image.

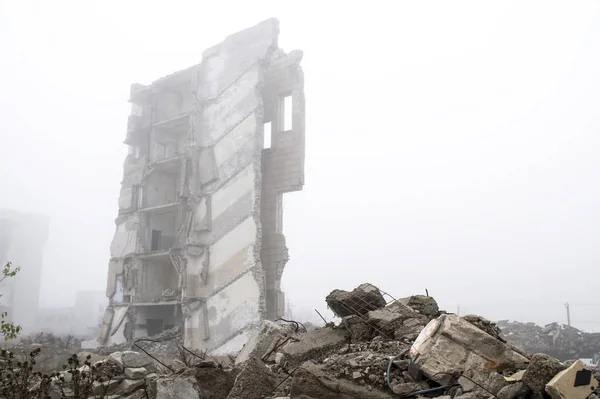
[99,18,305,354]
[0,209,49,334]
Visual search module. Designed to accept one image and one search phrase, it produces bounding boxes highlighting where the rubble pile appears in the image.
[5,283,600,398]
[498,320,600,361]
[94,326,183,365]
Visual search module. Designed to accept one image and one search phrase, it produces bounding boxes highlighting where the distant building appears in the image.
[35,291,107,339]
[73,291,107,339]
[0,209,49,334]
[35,307,75,336]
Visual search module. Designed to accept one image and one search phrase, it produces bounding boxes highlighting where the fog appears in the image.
[1,1,600,331]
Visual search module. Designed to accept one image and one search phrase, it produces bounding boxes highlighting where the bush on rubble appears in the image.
[0,349,123,399]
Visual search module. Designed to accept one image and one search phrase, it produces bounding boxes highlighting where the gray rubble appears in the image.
[498,320,600,361]
[3,282,600,398]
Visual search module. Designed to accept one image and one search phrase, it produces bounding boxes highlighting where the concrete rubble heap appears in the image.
[25,282,598,398]
[99,17,306,355]
[498,320,600,362]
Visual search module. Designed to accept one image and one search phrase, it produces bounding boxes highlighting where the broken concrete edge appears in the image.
[545,359,599,399]
[410,314,529,393]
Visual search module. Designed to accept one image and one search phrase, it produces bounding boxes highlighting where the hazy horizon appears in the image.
[1,1,600,331]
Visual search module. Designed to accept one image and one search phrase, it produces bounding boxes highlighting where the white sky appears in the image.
[1,1,600,330]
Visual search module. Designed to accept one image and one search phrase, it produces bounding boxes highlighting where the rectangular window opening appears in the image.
[263,122,272,149]
[151,230,162,251]
[282,95,293,132]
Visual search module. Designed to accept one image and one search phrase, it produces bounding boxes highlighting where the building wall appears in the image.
[100,18,305,355]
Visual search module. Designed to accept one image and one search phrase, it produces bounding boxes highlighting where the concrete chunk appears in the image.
[124,367,147,379]
[522,353,565,394]
[155,377,200,399]
[227,356,278,399]
[398,295,440,317]
[120,378,146,395]
[411,315,529,386]
[545,359,598,399]
[235,320,284,365]
[326,283,386,317]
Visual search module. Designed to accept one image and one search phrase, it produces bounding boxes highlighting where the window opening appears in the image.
[282,95,293,132]
[151,230,162,251]
[263,122,272,149]
[146,319,164,336]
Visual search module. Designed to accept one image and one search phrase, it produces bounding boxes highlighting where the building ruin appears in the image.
[99,18,305,354]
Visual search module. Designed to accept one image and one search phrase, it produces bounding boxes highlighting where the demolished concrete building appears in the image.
[99,18,305,354]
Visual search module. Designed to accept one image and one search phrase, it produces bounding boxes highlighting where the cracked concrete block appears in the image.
[398,295,440,317]
[227,356,277,399]
[124,367,147,379]
[411,315,529,386]
[326,283,386,317]
[459,353,508,395]
[155,377,200,399]
[522,353,566,394]
[235,320,284,365]
[120,378,145,395]
[545,359,598,399]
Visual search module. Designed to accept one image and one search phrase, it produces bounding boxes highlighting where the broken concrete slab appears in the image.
[124,367,147,379]
[154,376,200,399]
[522,353,566,394]
[411,314,528,386]
[122,351,154,368]
[235,320,284,365]
[463,314,505,342]
[119,378,146,395]
[398,295,440,317]
[340,316,372,341]
[280,327,349,366]
[227,356,278,399]
[326,283,387,318]
[193,364,238,398]
[545,359,598,399]
[290,361,397,399]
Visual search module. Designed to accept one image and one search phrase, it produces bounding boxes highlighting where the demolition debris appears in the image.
[498,319,600,362]
[6,282,599,398]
